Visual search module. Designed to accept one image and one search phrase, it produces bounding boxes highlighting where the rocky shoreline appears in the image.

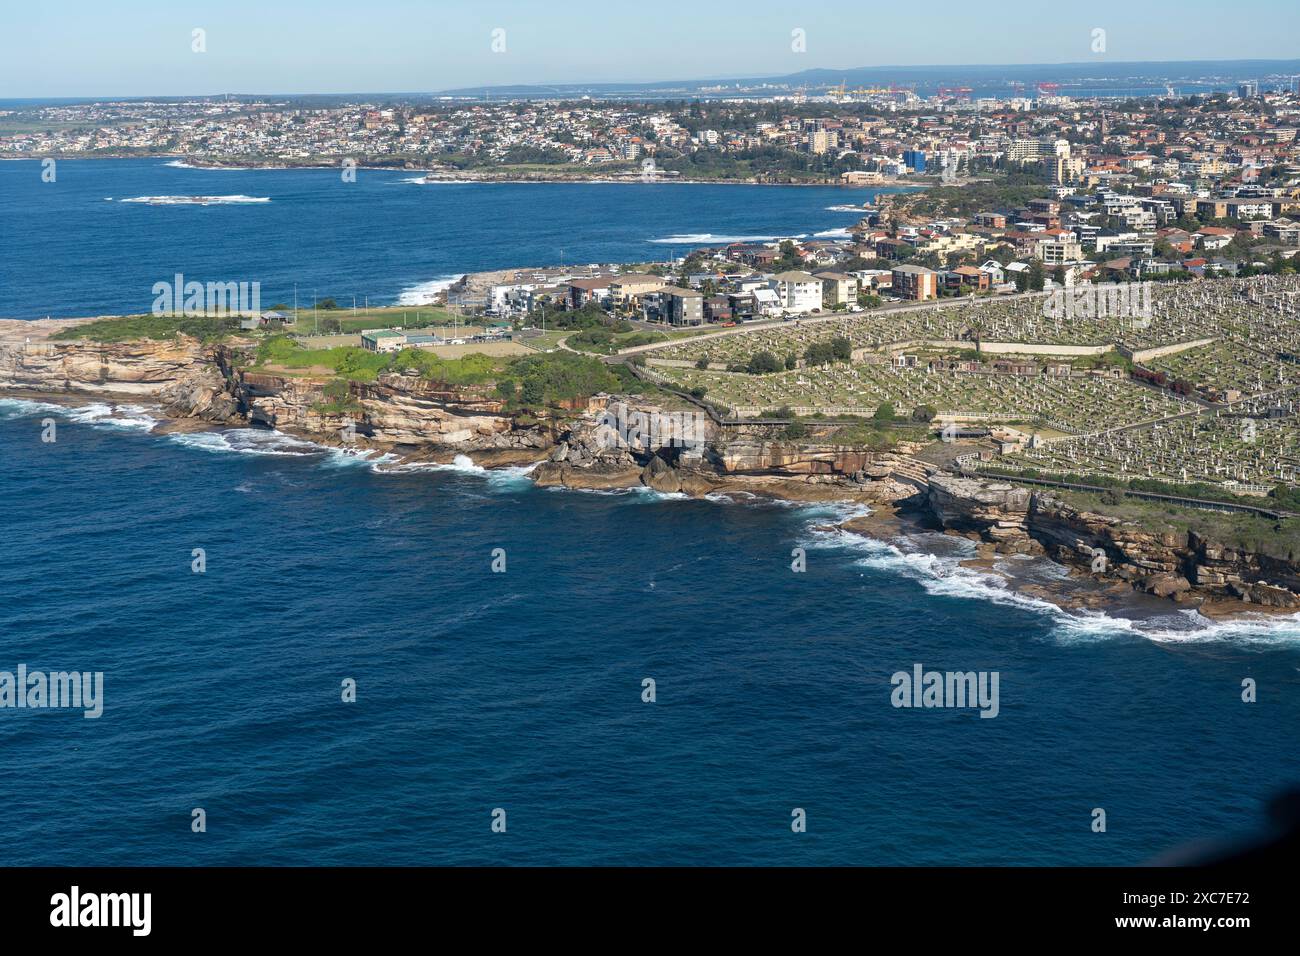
[4,324,1298,622]
[9,153,861,186]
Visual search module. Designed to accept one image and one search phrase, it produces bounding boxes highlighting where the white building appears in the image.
[769,271,823,313]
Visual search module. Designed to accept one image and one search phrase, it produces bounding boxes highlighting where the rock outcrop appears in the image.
[0,332,218,398]
[925,474,1300,607]
[926,474,1038,553]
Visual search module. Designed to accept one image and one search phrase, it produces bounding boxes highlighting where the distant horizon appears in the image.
[4,0,1298,99]
[4,56,1299,105]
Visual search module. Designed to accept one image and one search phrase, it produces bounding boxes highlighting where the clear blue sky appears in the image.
[3,0,1299,98]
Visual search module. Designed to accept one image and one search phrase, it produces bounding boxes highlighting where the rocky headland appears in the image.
[4,319,1297,617]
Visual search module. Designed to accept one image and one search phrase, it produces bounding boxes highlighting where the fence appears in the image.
[955,467,1292,519]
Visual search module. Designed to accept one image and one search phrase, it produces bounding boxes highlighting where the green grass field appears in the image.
[284,306,466,335]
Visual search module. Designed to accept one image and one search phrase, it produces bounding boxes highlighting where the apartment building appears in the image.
[770,271,824,313]
[814,271,859,308]
[658,287,705,326]
[1036,236,1084,265]
[890,264,938,300]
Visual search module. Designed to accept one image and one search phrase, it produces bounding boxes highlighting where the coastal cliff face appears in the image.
[236,368,549,454]
[716,441,876,477]
[0,334,213,397]
[926,474,1300,608]
[0,332,547,455]
[532,399,920,502]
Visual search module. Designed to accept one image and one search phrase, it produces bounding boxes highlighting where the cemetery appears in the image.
[636,275,1300,495]
[991,395,1300,491]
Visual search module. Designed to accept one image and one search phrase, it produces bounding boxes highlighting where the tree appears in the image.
[773,240,804,272]
[804,341,836,366]
[1028,259,1046,292]
[747,350,782,374]
[520,378,545,405]
[873,403,896,423]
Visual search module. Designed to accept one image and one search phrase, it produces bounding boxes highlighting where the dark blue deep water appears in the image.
[0,158,890,319]
[1,406,1298,865]
[1,160,1298,865]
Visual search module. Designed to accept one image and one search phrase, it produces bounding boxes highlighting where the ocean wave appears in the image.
[0,397,64,421]
[391,176,477,185]
[1054,607,1300,646]
[825,204,867,212]
[119,195,271,205]
[395,274,465,305]
[384,454,541,488]
[320,447,402,471]
[64,403,159,431]
[647,233,808,245]
[813,227,853,239]
[167,428,322,456]
[816,526,1300,646]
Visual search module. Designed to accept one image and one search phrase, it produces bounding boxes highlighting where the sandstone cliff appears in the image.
[926,474,1300,608]
[0,331,217,398]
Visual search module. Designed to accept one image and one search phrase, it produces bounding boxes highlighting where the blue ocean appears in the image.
[1,161,1298,866]
[0,158,887,320]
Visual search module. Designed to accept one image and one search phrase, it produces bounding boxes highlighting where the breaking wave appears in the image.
[119,195,271,205]
[0,397,64,421]
[64,403,159,431]
[814,526,1300,647]
[395,275,464,305]
[648,233,808,245]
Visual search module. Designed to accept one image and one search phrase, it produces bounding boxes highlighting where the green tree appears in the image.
[1028,259,1045,292]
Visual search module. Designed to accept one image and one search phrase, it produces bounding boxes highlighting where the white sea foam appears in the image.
[648,233,808,245]
[1053,607,1300,646]
[162,161,293,170]
[392,176,476,185]
[813,227,853,239]
[0,397,64,420]
[630,486,690,501]
[395,275,465,305]
[385,454,540,488]
[320,447,401,470]
[818,526,1300,646]
[167,428,321,456]
[65,403,159,431]
[119,195,271,205]
[825,204,867,212]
